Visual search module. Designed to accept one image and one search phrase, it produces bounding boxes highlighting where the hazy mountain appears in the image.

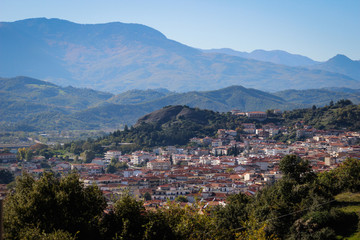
[0,76,113,111]
[1,76,359,131]
[1,18,359,93]
[0,76,293,130]
[135,86,293,112]
[108,88,174,105]
[204,49,360,81]
[202,48,319,67]
[274,88,360,106]
[308,54,360,80]
[83,85,294,128]
[322,87,360,94]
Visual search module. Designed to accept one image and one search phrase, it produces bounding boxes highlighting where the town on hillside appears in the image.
[1,112,359,210]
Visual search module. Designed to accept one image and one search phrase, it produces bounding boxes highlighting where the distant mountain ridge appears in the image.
[308,54,360,80]
[202,48,319,67]
[203,49,360,81]
[274,88,360,106]
[1,18,359,93]
[0,76,359,131]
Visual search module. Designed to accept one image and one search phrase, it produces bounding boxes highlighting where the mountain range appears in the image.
[0,76,359,131]
[1,18,359,93]
[201,49,319,67]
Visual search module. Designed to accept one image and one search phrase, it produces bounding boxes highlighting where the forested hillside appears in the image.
[67,102,360,154]
[1,76,359,132]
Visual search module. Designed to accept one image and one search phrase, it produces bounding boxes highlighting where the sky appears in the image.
[1,0,359,61]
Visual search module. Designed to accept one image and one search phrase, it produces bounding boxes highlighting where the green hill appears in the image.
[1,76,359,131]
[88,102,360,151]
[0,76,113,111]
[274,88,360,106]
[283,100,360,131]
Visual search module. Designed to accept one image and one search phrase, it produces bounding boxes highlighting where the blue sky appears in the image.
[1,0,359,61]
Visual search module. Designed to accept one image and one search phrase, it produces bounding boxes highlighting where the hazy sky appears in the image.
[1,0,359,61]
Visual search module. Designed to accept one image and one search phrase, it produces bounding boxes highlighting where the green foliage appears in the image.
[3,157,360,240]
[174,195,188,203]
[90,106,250,150]
[155,202,226,240]
[214,192,251,236]
[4,172,106,240]
[17,147,33,161]
[106,158,128,173]
[100,194,147,239]
[17,227,76,240]
[282,101,360,131]
[81,150,95,163]
[279,154,313,183]
[289,209,358,240]
[144,191,152,201]
[236,215,279,240]
[252,155,333,238]
[0,169,14,184]
[318,158,360,194]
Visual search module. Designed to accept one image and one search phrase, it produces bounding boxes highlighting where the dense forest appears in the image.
[3,156,360,239]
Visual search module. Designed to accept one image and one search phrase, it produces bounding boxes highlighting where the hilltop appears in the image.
[95,102,360,150]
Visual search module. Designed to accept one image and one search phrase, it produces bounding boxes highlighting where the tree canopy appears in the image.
[4,172,106,239]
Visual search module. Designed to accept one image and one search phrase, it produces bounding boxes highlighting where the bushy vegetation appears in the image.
[3,156,360,239]
[283,99,360,131]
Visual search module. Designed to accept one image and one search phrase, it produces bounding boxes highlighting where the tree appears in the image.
[25,149,33,161]
[175,195,188,203]
[289,209,358,240]
[4,172,106,239]
[17,227,76,240]
[0,169,14,184]
[101,194,147,239]
[81,150,95,163]
[236,215,279,240]
[144,192,152,201]
[17,147,26,161]
[279,155,313,183]
[319,158,360,194]
[214,192,251,238]
[106,164,117,173]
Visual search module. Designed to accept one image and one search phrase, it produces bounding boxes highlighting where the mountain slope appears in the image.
[274,88,360,106]
[108,88,174,105]
[202,48,319,66]
[1,76,359,131]
[76,85,293,128]
[1,18,359,92]
[0,76,113,111]
[136,86,293,112]
[308,54,360,80]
